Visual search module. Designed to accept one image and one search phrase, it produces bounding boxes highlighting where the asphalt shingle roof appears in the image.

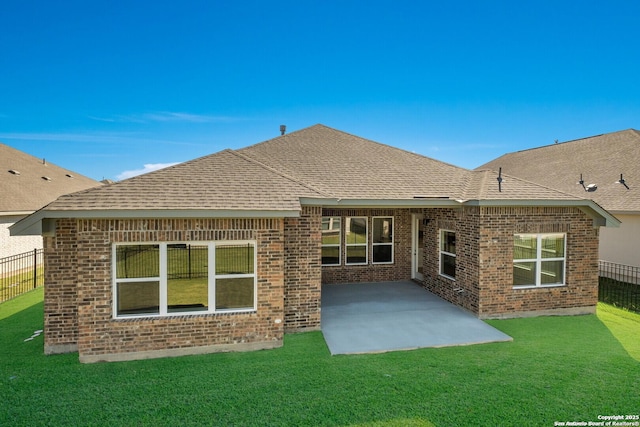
[41,124,591,214]
[477,129,640,212]
[0,143,101,213]
[240,125,471,200]
[48,149,325,211]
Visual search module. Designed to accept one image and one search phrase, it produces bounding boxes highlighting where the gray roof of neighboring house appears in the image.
[0,142,102,214]
[11,124,619,235]
[477,129,640,213]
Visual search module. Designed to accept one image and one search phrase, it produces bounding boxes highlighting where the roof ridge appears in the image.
[228,149,333,198]
[499,170,585,199]
[514,128,640,155]
[319,125,471,172]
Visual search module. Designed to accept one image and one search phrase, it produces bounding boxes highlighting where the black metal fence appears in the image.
[599,260,640,313]
[0,249,44,303]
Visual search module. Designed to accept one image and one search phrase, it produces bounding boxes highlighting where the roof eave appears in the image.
[299,197,462,208]
[462,199,621,228]
[9,208,301,236]
[0,210,35,217]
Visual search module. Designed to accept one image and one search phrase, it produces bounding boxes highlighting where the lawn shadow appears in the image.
[597,303,640,362]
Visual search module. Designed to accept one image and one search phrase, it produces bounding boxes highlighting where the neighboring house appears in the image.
[478,129,639,268]
[0,143,101,259]
[11,125,618,363]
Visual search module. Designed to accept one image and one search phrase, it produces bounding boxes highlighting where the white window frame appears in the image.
[321,217,341,266]
[113,241,257,319]
[372,216,394,264]
[513,233,566,288]
[439,229,456,280]
[345,217,368,265]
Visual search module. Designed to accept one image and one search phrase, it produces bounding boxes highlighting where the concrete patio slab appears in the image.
[321,281,512,355]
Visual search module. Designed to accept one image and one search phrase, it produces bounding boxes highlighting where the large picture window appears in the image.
[114,241,256,318]
[513,233,566,287]
[372,217,393,264]
[321,217,341,265]
[439,230,456,279]
[345,217,368,265]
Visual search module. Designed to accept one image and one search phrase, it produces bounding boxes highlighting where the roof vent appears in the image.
[578,174,597,192]
[280,125,286,135]
[616,174,630,190]
[8,169,20,175]
[66,173,74,178]
[41,176,51,181]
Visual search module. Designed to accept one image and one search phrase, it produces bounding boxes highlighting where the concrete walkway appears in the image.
[321,281,512,355]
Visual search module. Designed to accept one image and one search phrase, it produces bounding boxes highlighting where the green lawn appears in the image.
[1,289,639,426]
[0,266,44,303]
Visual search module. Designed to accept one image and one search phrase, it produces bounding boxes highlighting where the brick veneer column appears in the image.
[283,206,322,332]
[43,218,79,354]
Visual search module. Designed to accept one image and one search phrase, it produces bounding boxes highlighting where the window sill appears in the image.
[439,273,456,281]
[114,308,256,320]
[512,284,566,290]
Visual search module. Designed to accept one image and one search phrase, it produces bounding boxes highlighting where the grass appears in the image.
[1,289,639,426]
[0,266,44,302]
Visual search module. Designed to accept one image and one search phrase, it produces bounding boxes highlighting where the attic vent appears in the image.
[8,169,20,175]
[66,173,74,178]
[41,176,52,181]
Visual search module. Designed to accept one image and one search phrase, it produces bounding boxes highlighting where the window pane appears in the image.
[322,246,340,265]
[441,231,456,254]
[514,262,536,286]
[346,218,367,244]
[514,235,536,260]
[373,218,393,243]
[117,281,159,315]
[322,217,341,245]
[116,245,159,279]
[167,245,208,313]
[541,261,564,285]
[216,244,254,274]
[346,246,367,264]
[541,234,565,258]
[441,253,456,278]
[215,277,254,310]
[373,245,392,263]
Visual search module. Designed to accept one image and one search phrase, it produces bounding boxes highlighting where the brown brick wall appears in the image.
[283,206,322,332]
[477,206,599,318]
[421,206,600,318]
[43,219,79,354]
[422,207,481,313]
[46,218,287,361]
[321,209,413,284]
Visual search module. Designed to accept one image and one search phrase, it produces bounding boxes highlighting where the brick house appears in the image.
[11,125,619,363]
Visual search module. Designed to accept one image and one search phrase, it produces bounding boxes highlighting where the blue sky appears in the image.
[1,0,639,181]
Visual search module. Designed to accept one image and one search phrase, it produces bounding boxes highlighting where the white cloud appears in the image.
[117,162,180,180]
[89,111,239,124]
[0,131,203,147]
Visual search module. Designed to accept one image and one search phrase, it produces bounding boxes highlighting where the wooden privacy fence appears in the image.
[0,249,44,303]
